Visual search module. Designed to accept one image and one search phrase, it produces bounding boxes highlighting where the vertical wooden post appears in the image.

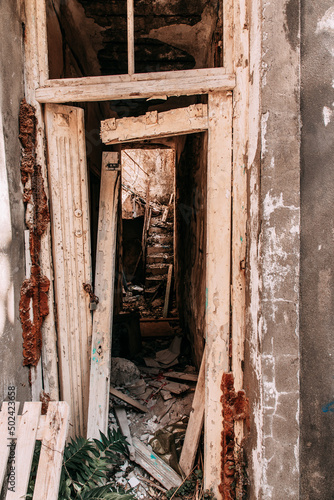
[24,0,58,401]
[205,91,233,498]
[87,160,120,439]
[223,0,234,73]
[127,0,135,75]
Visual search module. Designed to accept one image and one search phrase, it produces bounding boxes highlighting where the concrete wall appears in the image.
[300,2,334,497]
[0,0,31,403]
[245,0,301,497]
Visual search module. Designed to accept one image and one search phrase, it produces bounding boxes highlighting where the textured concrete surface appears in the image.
[0,0,31,403]
[300,1,334,497]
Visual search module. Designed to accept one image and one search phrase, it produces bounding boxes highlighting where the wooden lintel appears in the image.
[101,104,208,144]
[35,70,235,104]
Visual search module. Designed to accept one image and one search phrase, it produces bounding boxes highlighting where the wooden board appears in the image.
[109,387,148,413]
[163,371,198,383]
[101,105,208,145]
[87,168,120,439]
[163,265,173,318]
[127,0,134,75]
[24,0,59,401]
[140,320,175,338]
[0,403,19,489]
[204,92,233,496]
[179,349,205,476]
[33,402,69,500]
[35,70,235,104]
[6,402,41,500]
[45,104,92,438]
[114,407,135,460]
[132,437,182,490]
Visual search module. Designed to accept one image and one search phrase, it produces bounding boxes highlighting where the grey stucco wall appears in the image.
[245,0,301,496]
[0,0,31,403]
[300,2,334,498]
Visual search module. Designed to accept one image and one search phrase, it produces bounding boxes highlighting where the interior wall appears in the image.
[0,0,31,403]
[300,1,334,497]
[175,133,207,368]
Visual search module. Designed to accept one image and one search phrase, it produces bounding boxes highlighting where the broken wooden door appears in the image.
[45,104,92,437]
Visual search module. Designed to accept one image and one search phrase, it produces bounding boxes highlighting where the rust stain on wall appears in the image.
[19,99,50,367]
[219,372,250,499]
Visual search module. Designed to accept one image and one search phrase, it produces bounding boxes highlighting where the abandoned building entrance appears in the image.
[44,94,232,495]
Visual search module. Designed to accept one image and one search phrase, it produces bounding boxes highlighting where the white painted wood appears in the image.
[179,348,205,476]
[0,402,19,489]
[101,104,208,145]
[163,265,173,318]
[24,0,59,401]
[33,402,70,500]
[45,104,92,438]
[224,0,235,73]
[36,71,235,103]
[232,0,249,413]
[127,0,135,75]
[204,92,233,498]
[87,167,120,439]
[132,437,182,490]
[6,402,41,500]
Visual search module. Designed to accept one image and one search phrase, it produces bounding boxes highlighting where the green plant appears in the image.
[27,428,135,500]
[165,469,216,500]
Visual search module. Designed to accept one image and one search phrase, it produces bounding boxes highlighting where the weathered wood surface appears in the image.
[33,402,70,500]
[110,387,148,413]
[6,402,41,500]
[132,437,182,490]
[163,371,198,383]
[204,92,233,496]
[127,0,135,75]
[24,0,59,401]
[101,105,208,145]
[0,402,69,500]
[36,70,235,103]
[114,407,135,460]
[87,167,120,439]
[0,403,19,489]
[45,104,92,438]
[179,349,205,476]
[163,264,173,318]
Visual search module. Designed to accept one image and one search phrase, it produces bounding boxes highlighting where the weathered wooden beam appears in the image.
[101,105,208,145]
[87,164,120,439]
[127,0,135,75]
[204,92,233,497]
[45,104,93,438]
[35,70,235,103]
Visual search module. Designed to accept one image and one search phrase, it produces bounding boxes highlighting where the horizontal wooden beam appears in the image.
[35,69,235,103]
[101,104,208,144]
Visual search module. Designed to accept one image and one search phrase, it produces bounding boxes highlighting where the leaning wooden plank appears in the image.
[36,73,235,104]
[45,104,92,438]
[87,167,120,439]
[204,92,233,496]
[33,402,69,500]
[163,265,173,318]
[0,403,19,490]
[163,382,189,395]
[132,437,182,490]
[110,387,148,413]
[114,407,136,461]
[6,402,42,500]
[101,105,208,145]
[163,371,198,383]
[179,349,205,476]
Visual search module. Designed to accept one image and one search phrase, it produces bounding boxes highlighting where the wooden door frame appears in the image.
[23,0,249,497]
